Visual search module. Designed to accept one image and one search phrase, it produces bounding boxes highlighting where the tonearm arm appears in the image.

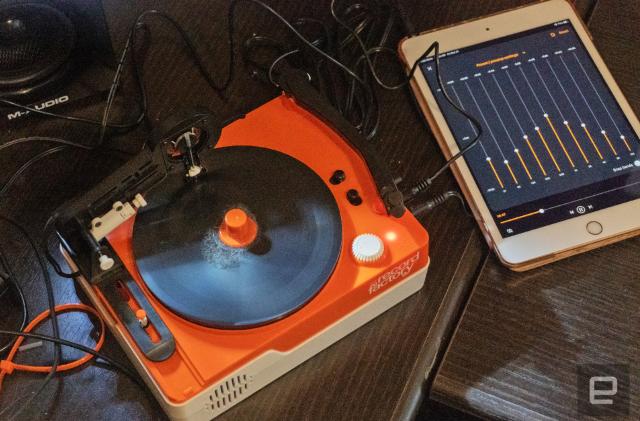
[54,110,221,279]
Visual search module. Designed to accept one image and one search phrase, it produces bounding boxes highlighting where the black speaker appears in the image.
[0,0,114,98]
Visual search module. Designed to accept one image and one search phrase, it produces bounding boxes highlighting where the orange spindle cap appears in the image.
[219,208,258,248]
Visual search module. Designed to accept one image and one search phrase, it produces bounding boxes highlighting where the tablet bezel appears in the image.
[399,0,640,270]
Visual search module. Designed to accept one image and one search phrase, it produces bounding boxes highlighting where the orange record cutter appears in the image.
[57,72,429,420]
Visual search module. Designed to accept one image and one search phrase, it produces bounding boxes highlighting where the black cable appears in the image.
[409,190,470,217]
[98,23,138,146]
[257,2,379,132]
[268,49,303,86]
[96,7,249,147]
[0,14,146,138]
[45,247,81,279]
[230,0,382,137]
[0,248,28,356]
[0,135,151,201]
[42,215,80,279]
[0,136,94,152]
[0,41,144,154]
[327,0,484,193]
[131,10,232,96]
[0,330,143,389]
[0,215,60,421]
[0,7,243,197]
[0,222,142,418]
[98,10,157,146]
[330,0,415,90]
[0,220,147,417]
[0,98,144,131]
[0,274,7,300]
[241,0,483,179]
[0,146,67,198]
[243,0,416,139]
[0,2,483,203]
[97,8,235,146]
[0,279,28,356]
[0,40,146,138]
[229,0,373,88]
[0,7,234,148]
[0,5,260,293]
[1,2,474,167]
[0,5,484,415]
[396,40,484,197]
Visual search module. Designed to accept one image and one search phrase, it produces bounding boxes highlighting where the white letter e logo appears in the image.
[589,376,617,405]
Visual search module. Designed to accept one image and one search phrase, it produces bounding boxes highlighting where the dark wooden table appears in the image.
[0,0,633,420]
[0,0,485,419]
[431,1,640,420]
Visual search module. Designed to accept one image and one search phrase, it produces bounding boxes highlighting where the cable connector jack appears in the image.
[409,190,468,217]
[407,177,433,199]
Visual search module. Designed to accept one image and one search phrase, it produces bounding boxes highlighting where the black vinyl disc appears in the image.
[132,146,342,329]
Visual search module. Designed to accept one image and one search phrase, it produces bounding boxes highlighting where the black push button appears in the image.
[347,189,362,206]
[330,170,346,185]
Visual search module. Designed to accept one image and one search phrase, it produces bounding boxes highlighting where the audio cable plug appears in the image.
[409,190,469,218]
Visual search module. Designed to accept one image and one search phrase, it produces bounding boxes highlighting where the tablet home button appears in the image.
[586,221,603,235]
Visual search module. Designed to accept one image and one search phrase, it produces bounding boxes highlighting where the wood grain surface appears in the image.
[431,2,640,420]
[0,0,625,420]
[0,0,506,420]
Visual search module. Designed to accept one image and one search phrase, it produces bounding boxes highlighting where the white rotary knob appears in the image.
[352,233,384,263]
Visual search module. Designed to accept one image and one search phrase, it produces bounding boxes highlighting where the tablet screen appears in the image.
[421,19,640,237]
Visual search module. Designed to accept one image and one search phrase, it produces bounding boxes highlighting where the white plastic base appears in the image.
[68,251,429,420]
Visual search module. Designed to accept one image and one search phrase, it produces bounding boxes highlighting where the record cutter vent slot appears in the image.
[208,374,253,411]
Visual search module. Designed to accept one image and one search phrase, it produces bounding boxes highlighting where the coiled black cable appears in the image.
[242,0,482,187]
[0,214,61,420]
[0,248,28,356]
[0,2,487,416]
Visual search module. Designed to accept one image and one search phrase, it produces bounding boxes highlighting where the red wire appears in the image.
[0,303,106,394]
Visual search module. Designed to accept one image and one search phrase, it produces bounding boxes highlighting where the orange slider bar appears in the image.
[499,209,542,225]
[487,158,505,189]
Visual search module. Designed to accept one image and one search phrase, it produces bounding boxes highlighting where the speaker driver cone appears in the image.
[0,2,76,97]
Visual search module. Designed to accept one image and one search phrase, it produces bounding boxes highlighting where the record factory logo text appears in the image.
[368,252,420,295]
[6,95,69,121]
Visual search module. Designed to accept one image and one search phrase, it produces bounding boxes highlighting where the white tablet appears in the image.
[399,0,640,270]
